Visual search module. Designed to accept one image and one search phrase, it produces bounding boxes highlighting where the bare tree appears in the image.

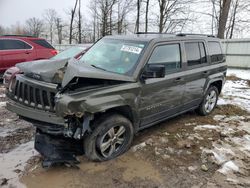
[117,0,134,34]
[55,17,64,44]
[224,0,250,38]
[218,0,232,38]
[25,17,44,37]
[43,9,57,43]
[89,0,99,41]
[69,0,79,44]
[145,0,150,32]
[157,0,192,33]
[96,0,117,37]
[135,0,142,33]
[78,0,82,43]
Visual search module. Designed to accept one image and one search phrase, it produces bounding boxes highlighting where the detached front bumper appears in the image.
[6,100,65,125]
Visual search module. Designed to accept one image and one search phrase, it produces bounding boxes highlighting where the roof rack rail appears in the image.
[136,32,174,35]
[176,33,215,38]
[1,34,35,38]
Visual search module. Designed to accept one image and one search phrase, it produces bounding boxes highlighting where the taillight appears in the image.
[51,50,58,56]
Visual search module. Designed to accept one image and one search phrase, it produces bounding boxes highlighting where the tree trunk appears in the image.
[218,0,232,39]
[69,0,78,44]
[229,0,238,39]
[145,0,150,32]
[158,0,165,33]
[135,0,140,33]
[78,0,82,43]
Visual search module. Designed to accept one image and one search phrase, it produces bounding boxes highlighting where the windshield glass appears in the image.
[79,38,147,75]
[51,46,86,60]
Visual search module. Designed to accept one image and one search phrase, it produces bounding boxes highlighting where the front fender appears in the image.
[55,93,138,117]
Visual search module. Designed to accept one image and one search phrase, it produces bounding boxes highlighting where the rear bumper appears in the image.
[6,100,65,125]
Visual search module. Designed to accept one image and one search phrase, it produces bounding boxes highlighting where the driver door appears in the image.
[139,43,185,128]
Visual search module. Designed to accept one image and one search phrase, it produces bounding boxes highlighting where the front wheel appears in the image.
[84,114,134,161]
[197,86,219,116]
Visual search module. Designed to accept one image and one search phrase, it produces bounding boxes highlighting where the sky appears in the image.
[0,0,90,27]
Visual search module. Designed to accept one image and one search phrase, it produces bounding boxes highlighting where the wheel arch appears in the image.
[92,105,140,132]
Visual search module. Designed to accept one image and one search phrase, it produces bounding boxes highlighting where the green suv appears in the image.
[6,33,227,165]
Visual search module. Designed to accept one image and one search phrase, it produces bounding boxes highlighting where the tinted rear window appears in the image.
[0,39,32,50]
[208,42,223,63]
[185,42,207,66]
[31,39,54,49]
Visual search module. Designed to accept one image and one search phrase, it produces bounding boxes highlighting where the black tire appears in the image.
[196,86,219,116]
[84,113,134,161]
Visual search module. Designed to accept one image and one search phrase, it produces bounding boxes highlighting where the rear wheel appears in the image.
[84,114,134,161]
[197,86,219,116]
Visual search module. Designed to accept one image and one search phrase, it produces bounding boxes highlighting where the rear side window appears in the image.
[31,39,54,49]
[0,39,32,50]
[208,42,223,63]
[185,42,207,66]
[148,44,181,73]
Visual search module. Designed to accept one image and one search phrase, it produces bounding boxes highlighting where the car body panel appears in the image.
[0,36,56,74]
[6,34,227,135]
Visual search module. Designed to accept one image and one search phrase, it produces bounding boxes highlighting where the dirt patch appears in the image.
[20,104,250,188]
[0,127,35,153]
[227,75,250,87]
[216,104,249,116]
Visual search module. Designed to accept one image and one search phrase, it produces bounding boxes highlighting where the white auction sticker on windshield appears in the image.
[120,45,142,54]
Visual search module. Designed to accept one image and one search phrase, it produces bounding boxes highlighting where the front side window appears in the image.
[208,41,223,63]
[79,38,147,75]
[0,39,32,50]
[185,42,207,66]
[148,44,181,73]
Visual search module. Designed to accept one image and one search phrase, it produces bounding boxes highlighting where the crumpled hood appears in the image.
[16,58,135,87]
[16,58,70,83]
[61,59,136,87]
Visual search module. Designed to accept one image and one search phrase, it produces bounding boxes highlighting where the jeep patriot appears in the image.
[5,33,227,166]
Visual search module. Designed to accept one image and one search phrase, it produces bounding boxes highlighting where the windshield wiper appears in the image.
[90,64,107,71]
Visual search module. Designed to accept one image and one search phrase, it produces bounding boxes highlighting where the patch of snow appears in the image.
[218,161,239,175]
[131,142,147,152]
[0,101,6,108]
[237,121,250,134]
[220,80,250,112]
[0,141,38,188]
[213,115,226,121]
[194,124,220,131]
[227,68,250,80]
[0,94,6,98]
[217,98,229,105]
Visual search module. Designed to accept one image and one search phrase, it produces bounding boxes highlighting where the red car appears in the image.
[0,35,57,78]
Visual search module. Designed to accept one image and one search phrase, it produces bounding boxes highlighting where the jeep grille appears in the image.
[8,75,57,112]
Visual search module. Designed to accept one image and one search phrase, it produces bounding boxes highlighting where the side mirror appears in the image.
[142,64,165,79]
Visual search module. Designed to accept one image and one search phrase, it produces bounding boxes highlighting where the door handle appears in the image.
[203,71,209,75]
[25,51,31,54]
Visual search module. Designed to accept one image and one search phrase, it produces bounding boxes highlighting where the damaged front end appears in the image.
[6,58,134,167]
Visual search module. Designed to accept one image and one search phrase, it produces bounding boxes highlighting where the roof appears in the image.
[0,35,42,40]
[105,33,220,43]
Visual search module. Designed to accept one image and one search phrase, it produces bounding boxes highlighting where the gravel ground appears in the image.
[0,69,249,188]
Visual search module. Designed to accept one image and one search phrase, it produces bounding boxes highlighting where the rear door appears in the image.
[181,40,209,109]
[0,39,34,69]
[139,42,186,127]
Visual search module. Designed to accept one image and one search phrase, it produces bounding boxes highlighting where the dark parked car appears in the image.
[6,33,227,166]
[3,44,92,86]
[0,35,57,78]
